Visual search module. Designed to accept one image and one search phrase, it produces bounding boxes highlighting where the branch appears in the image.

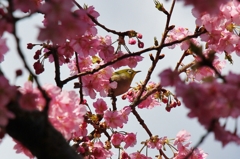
[51,47,62,88]
[133,0,177,108]
[162,29,207,48]
[61,48,155,86]
[6,93,83,159]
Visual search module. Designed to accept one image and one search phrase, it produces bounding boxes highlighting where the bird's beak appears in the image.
[136,70,141,73]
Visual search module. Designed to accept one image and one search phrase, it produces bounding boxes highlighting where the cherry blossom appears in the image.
[129,152,151,159]
[13,0,42,13]
[111,132,124,146]
[123,133,137,149]
[192,1,240,56]
[165,27,199,50]
[180,0,229,14]
[0,38,9,62]
[104,110,123,128]
[159,68,181,87]
[174,130,191,147]
[0,76,16,126]
[93,98,108,114]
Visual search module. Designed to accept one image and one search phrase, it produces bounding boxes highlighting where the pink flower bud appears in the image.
[137,33,142,39]
[128,38,136,45]
[138,41,144,48]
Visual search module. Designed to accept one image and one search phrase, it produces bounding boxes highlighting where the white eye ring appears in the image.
[127,69,133,74]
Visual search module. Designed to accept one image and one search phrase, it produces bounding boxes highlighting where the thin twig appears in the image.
[51,47,62,88]
[74,52,84,103]
[178,61,196,74]
[162,29,207,48]
[8,0,50,114]
[174,50,188,71]
[72,0,120,35]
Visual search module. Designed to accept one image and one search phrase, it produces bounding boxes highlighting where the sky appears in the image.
[0,0,240,159]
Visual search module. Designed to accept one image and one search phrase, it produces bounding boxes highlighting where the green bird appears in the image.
[109,68,141,96]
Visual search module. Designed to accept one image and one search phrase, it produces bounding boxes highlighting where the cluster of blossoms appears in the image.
[165,27,227,81]
[186,50,226,82]
[143,130,207,159]
[83,130,207,159]
[122,81,180,111]
[165,27,199,51]
[160,68,240,146]
[19,82,87,140]
[193,0,240,55]
[165,1,240,82]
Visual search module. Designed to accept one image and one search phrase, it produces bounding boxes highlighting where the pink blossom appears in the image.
[0,9,13,36]
[57,42,74,62]
[111,53,143,69]
[123,133,137,149]
[174,130,191,147]
[98,44,115,62]
[0,38,9,62]
[174,71,240,145]
[119,106,131,124]
[91,141,113,159]
[121,151,130,159]
[13,0,42,12]
[68,56,92,75]
[19,92,38,111]
[72,122,88,138]
[159,68,181,87]
[111,133,124,146]
[147,136,164,150]
[0,76,16,126]
[93,98,108,114]
[69,35,99,58]
[213,122,240,147]
[0,106,15,126]
[174,143,207,159]
[33,60,44,74]
[129,152,151,159]
[82,75,97,99]
[125,82,161,109]
[28,84,87,140]
[80,67,114,98]
[165,27,199,50]
[192,1,240,57]
[38,1,92,44]
[98,35,115,62]
[125,56,143,68]
[18,82,39,111]
[104,110,123,128]
[180,0,228,14]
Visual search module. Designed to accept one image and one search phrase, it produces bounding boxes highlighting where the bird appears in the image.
[109,68,140,96]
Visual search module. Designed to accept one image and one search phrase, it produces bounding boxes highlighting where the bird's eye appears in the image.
[127,69,133,74]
